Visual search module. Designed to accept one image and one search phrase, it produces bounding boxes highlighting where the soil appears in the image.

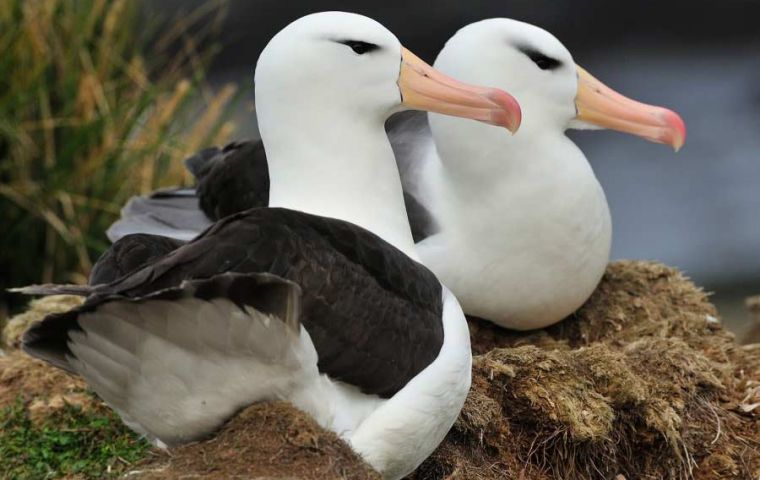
[0,351,94,417]
[2,261,758,479]
[132,402,380,480]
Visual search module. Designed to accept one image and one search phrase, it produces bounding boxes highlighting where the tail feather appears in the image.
[9,284,95,296]
[107,141,265,242]
[22,272,311,446]
[106,190,212,243]
[67,332,135,397]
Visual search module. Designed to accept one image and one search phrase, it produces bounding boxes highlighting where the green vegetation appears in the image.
[0,0,239,311]
[0,399,151,478]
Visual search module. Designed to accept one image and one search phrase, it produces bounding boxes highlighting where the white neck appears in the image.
[428,113,595,207]
[258,101,419,262]
[420,114,612,328]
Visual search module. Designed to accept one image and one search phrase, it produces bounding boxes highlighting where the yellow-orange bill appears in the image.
[398,47,522,133]
[575,65,686,151]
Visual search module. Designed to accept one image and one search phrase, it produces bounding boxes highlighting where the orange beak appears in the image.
[575,65,686,151]
[398,47,522,133]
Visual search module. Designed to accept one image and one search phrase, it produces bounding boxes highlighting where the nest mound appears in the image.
[1,295,83,349]
[413,261,760,480]
[135,402,380,479]
[2,261,759,479]
[0,351,97,422]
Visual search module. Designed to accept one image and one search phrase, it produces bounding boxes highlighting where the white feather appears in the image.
[68,297,318,445]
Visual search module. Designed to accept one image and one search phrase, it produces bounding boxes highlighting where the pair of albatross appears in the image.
[104,18,686,330]
[16,12,522,480]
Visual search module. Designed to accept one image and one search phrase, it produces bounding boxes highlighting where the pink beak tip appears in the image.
[486,89,522,133]
[662,109,687,152]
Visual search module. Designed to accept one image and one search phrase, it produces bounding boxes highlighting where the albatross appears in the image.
[14,12,522,480]
[393,19,686,330]
[102,19,685,333]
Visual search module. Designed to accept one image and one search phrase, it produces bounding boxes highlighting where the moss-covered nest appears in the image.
[2,261,759,479]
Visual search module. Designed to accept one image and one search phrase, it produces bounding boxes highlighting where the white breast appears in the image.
[415,133,612,330]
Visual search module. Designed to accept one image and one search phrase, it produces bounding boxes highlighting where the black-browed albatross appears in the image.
[14,12,522,480]
[103,22,687,340]
[104,19,687,333]
[390,19,686,330]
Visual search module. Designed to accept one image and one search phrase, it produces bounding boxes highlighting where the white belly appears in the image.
[419,168,612,330]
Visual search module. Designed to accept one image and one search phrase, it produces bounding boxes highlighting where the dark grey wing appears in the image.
[386,111,439,242]
[23,208,444,399]
[89,233,186,285]
[191,140,270,220]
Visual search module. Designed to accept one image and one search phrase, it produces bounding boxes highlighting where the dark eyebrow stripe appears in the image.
[335,39,381,54]
[514,43,563,70]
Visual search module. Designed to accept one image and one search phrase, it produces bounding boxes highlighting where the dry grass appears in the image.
[0,0,239,306]
[1,295,83,348]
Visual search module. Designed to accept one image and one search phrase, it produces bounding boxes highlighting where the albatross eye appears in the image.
[338,40,380,55]
[517,46,562,71]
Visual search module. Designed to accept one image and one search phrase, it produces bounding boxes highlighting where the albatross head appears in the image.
[432,18,685,150]
[254,12,521,134]
[254,12,522,260]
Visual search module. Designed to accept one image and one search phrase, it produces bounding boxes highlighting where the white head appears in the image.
[255,12,404,128]
[254,12,521,258]
[434,19,577,134]
[431,18,685,149]
[255,12,521,133]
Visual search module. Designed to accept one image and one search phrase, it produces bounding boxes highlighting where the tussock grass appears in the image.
[0,0,239,308]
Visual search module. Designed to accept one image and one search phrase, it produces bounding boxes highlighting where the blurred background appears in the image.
[2,1,758,339]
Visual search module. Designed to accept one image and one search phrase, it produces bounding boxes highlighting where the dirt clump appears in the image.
[133,402,381,479]
[0,351,96,419]
[1,295,97,423]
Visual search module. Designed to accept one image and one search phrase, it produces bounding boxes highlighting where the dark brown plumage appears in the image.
[25,208,444,398]
[186,138,434,239]
[89,233,185,285]
[186,141,270,221]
